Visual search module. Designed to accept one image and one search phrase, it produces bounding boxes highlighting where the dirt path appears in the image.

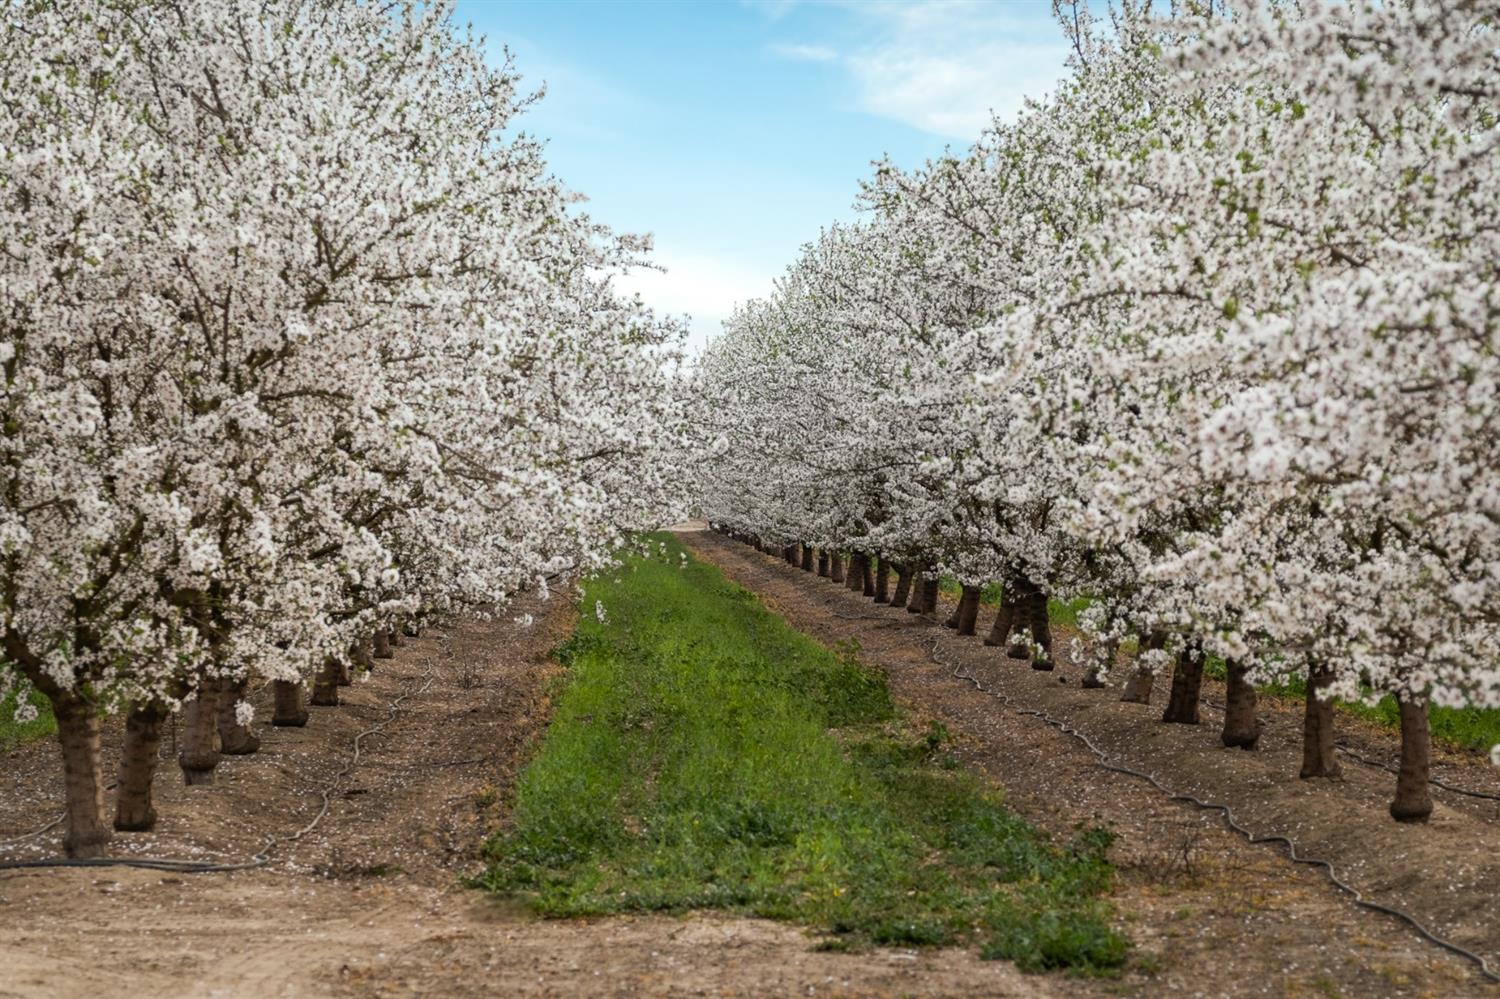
[682,529,1500,998]
[0,593,1048,998]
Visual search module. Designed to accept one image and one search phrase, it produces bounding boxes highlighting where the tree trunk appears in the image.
[944,593,962,629]
[845,554,864,591]
[52,694,111,858]
[1299,663,1341,778]
[817,550,830,577]
[115,702,168,831]
[215,677,260,755]
[1026,590,1054,671]
[801,545,815,572]
[354,636,374,678]
[1082,638,1116,689]
[1120,632,1165,704]
[1004,581,1034,659]
[919,578,939,614]
[956,585,982,636]
[891,566,914,609]
[311,656,342,707]
[1220,659,1262,749]
[861,557,876,597]
[830,552,845,583]
[389,629,406,648]
[1389,696,1433,823]
[784,545,797,565]
[1161,642,1204,725]
[874,560,891,603]
[373,629,394,660]
[982,601,1017,648]
[1120,665,1154,703]
[906,569,926,613]
[272,679,309,727]
[178,682,220,786]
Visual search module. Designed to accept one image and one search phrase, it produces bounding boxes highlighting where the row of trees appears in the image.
[2,0,685,857]
[695,0,1500,819]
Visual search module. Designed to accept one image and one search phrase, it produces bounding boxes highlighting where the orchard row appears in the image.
[694,0,1500,818]
[0,1,685,858]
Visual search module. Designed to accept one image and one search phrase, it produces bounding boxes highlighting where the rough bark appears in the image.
[272,679,309,727]
[390,629,406,648]
[311,656,342,707]
[1004,581,1034,659]
[1120,665,1154,703]
[1082,638,1116,689]
[215,677,260,755]
[1120,631,1165,704]
[982,601,1017,648]
[53,694,112,858]
[861,557,876,597]
[874,560,891,603]
[1389,696,1433,823]
[955,586,982,636]
[1161,642,1204,725]
[1220,659,1262,750]
[178,682,221,785]
[916,578,938,614]
[800,545,815,572]
[817,550,830,578]
[1299,663,1341,779]
[830,552,846,583]
[355,636,375,675]
[846,554,864,591]
[1025,590,1054,671]
[906,569,927,613]
[373,629,394,660]
[891,566,914,609]
[115,702,168,831]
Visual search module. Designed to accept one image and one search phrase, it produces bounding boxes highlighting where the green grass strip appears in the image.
[0,688,55,752]
[480,534,1126,974]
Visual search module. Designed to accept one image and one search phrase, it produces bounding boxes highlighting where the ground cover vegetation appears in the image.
[480,536,1127,973]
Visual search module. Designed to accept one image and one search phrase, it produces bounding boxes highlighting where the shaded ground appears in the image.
[682,529,1500,998]
[0,592,1047,998]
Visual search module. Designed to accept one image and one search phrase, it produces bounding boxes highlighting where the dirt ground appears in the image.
[4,532,1498,999]
[681,529,1500,999]
[0,591,1049,999]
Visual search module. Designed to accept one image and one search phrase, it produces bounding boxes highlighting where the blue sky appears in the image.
[458,1,1075,352]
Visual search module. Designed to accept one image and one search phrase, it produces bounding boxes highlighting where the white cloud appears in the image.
[771,42,839,63]
[616,250,773,352]
[771,1,1073,140]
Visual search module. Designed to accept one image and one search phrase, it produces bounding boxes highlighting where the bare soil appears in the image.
[682,529,1500,999]
[0,591,1048,999]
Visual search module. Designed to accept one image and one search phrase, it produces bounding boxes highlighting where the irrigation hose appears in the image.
[929,635,1500,986]
[0,659,437,875]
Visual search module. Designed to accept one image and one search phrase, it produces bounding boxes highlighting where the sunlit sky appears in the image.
[458,1,1075,353]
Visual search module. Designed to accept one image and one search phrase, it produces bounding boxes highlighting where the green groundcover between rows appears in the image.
[479,534,1127,974]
